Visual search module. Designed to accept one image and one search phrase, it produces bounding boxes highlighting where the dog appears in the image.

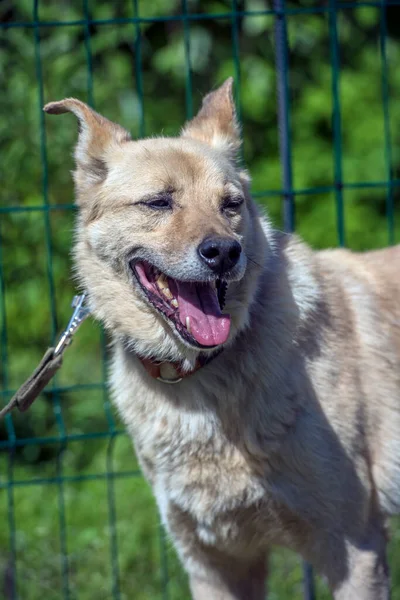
[44,79,400,599]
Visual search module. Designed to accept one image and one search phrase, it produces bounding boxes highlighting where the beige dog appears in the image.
[45,79,400,599]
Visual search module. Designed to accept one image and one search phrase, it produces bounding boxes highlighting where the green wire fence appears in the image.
[0,1,399,599]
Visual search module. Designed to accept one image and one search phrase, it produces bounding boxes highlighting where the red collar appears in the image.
[138,350,223,384]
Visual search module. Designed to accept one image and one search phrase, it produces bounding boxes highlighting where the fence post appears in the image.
[273,0,294,233]
[273,1,316,598]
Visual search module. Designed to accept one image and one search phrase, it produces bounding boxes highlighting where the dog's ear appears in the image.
[181,78,241,162]
[44,98,131,193]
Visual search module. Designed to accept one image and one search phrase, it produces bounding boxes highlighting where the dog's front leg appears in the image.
[188,554,268,600]
[331,541,390,600]
[324,523,390,600]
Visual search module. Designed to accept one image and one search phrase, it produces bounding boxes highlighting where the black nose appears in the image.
[198,236,242,274]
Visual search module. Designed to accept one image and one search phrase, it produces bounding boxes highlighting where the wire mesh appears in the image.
[0,1,398,599]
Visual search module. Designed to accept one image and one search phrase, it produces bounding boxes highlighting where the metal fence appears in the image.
[0,1,399,599]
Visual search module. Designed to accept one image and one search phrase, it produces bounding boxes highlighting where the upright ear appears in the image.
[181,78,241,162]
[44,98,131,189]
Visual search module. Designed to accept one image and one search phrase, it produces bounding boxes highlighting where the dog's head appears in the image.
[45,79,273,363]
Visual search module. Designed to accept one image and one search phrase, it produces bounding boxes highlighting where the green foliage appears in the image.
[0,0,399,598]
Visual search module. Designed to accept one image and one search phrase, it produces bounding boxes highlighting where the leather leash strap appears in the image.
[0,348,64,419]
[0,294,90,421]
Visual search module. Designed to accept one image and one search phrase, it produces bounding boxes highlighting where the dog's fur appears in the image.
[45,80,400,599]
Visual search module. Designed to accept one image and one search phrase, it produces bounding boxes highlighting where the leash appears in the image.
[0,293,90,420]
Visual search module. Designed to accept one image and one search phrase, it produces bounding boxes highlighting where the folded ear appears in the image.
[181,78,241,162]
[44,98,131,189]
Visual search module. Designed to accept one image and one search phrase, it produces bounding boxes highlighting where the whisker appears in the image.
[247,256,263,269]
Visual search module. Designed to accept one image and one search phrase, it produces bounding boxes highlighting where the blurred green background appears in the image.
[0,0,400,598]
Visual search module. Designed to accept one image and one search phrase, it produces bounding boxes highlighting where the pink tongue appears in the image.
[175,281,231,347]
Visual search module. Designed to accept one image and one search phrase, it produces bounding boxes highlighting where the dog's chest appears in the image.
[112,353,306,552]
[126,395,285,553]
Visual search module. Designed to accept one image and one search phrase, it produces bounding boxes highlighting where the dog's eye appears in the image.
[142,196,172,210]
[222,197,244,212]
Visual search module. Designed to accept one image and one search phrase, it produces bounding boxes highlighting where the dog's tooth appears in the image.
[186,316,191,333]
[171,298,179,308]
[162,287,173,300]
[157,274,168,289]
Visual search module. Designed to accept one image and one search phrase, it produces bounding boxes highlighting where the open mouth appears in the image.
[131,261,230,348]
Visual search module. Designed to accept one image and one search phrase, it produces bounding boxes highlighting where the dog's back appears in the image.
[311,243,400,515]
